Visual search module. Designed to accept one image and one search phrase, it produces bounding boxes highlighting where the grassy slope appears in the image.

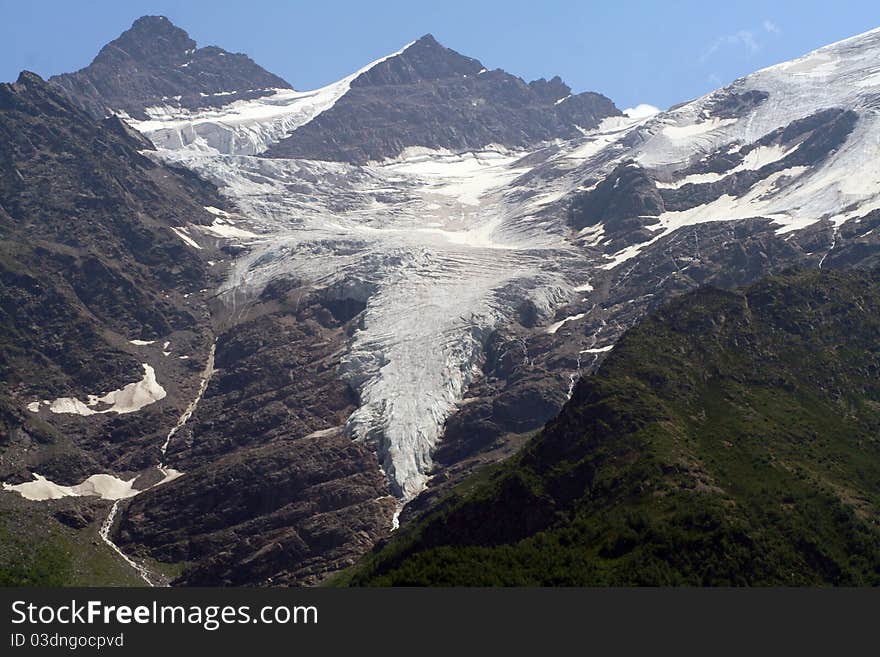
[0,497,146,586]
[344,269,880,586]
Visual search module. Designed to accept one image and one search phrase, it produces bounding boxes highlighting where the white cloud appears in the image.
[763,20,781,35]
[623,104,661,119]
[700,21,781,64]
[700,29,761,62]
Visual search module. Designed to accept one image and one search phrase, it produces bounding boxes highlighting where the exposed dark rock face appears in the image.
[0,70,393,587]
[170,293,365,471]
[569,161,663,250]
[51,16,291,120]
[116,282,395,585]
[119,436,394,586]
[705,89,769,118]
[264,34,620,163]
[0,71,221,483]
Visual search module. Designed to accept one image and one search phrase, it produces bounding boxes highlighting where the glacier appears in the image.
[148,138,595,499]
[126,26,880,500]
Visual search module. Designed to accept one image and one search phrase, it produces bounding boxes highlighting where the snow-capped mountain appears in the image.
[116,31,620,161]
[51,15,292,120]
[571,26,880,268]
[117,23,880,504]
[5,16,880,586]
[80,19,623,502]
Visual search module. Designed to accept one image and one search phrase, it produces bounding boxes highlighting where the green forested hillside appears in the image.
[347,269,880,585]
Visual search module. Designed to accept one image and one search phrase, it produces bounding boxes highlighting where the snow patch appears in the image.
[580,345,613,354]
[662,117,738,139]
[198,220,259,239]
[36,364,166,416]
[546,312,586,334]
[204,205,231,217]
[2,473,139,501]
[170,226,202,249]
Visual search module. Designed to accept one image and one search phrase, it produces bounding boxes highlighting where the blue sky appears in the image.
[3,1,880,110]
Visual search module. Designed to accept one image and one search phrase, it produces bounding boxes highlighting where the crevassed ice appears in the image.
[180,145,581,500]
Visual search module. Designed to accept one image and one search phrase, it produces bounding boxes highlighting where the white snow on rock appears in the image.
[546,313,586,334]
[2,473,139,501]
[197,219,259,238]
[656,144,800,189]
[661,117,738,140]
[170,226,202,249]
[581,345,614,354]
[7,344,218,510]
[204,205,231,217]
[587,26,880,266]
[33,364,166,416]
[129,41,415,157]
[129,339,155,346]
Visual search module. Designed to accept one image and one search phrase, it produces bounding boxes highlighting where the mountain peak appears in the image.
[529,75,572,102]
[413,33,440,46]
[14,70,44,86]
[50,16,291,119]
[129,14,178,31]
[266,32,619,162]
[351,33,484,88]
[105,15,196,66]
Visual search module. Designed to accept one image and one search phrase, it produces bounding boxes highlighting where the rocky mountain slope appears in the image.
[345,268,880,585]
[0,69,219,481]
[0,67,393,586]
[263,34,621,162]
[0,69,222,584]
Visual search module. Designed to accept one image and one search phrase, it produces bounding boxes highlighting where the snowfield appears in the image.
[609,26,880,265]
